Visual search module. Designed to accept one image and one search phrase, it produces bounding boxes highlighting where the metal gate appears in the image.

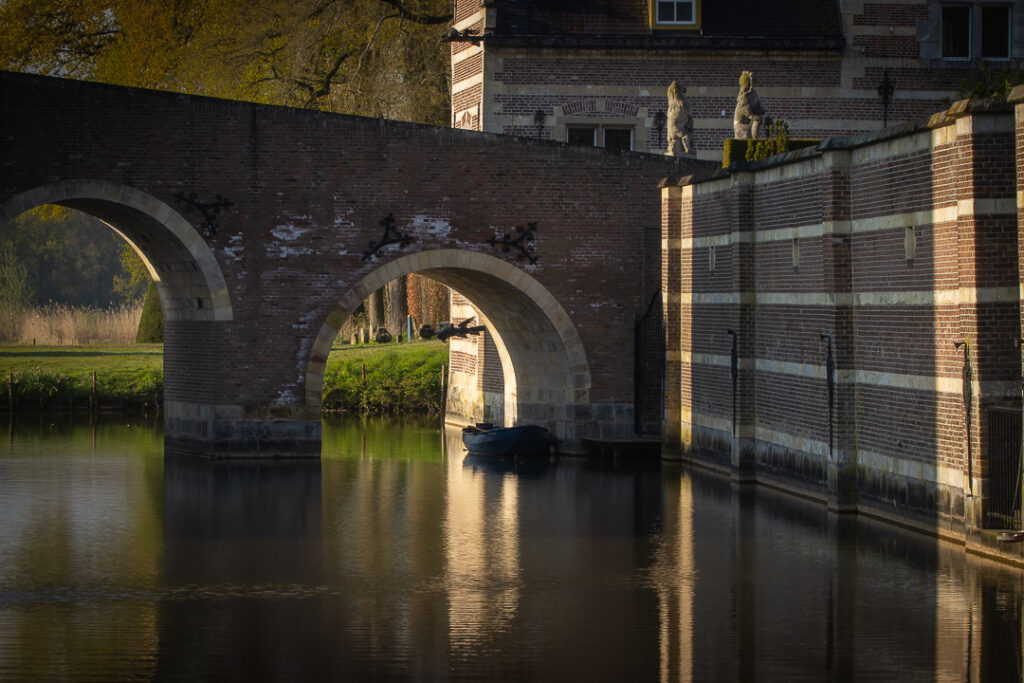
[634,292,665,436]
[985,407,1023,529]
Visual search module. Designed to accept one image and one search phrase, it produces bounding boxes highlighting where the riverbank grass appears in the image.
[322,342,448,413]
[0,341,448,413]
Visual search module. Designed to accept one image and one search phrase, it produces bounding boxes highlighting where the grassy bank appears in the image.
[0,341,449,414]
[322,342,448,414]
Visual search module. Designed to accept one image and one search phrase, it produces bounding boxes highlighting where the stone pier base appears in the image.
[164,401,321,458]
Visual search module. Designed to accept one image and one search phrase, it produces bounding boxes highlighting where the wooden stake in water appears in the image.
[91,371,97,413]
[361,363,367,388]
[8,373,13,411]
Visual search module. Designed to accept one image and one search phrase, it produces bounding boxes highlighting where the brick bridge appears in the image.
[0,71,709,455]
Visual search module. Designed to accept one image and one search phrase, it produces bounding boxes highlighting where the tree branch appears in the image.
[375,0,452,25]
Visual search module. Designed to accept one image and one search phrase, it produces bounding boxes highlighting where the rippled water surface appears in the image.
[1,414,1022,681]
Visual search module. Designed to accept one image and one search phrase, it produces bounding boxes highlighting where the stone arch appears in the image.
[0,180,232,321]
[305,249,591,438]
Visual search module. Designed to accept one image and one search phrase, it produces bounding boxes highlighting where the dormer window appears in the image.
[654,0,698,27]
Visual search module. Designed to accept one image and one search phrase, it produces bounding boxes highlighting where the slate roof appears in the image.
[481,0,844,50]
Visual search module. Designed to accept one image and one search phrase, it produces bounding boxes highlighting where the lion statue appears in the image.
[733,70,768,139]
[666,81,695,155]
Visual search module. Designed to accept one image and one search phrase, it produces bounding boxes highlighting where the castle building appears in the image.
[450,0,1024,161]
[446,2,1024,559]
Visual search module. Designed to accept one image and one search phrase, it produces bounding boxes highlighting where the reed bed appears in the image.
[0,303,143,345]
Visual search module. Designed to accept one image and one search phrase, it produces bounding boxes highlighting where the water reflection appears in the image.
[0,414,163,681]
[158,455,324,680]
[0,415,1021,680]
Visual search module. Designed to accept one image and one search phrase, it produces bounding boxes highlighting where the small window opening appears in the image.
[708,245,716,273]
[942,5,972,58]
[905,225,917,261]
[604,128,633,151]
[567,126,596,146]
[197,297,204,309]
[567,125,634,151]
[981,5,1011,59]
[792,238,800,269]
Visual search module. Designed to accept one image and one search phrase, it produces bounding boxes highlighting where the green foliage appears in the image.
[0,0,453,125]
[0,345,163,410]
[0,1,452,320]
[746,118,790,162]
[0,205,135,308]
[722,139,750,168]
[0,248,32,313]
[321,341,448,414]
[954,62,1024,102]
[1,341,448,414]
[723,135,819,168]
[135,281,163,343]
[112,242,150,303]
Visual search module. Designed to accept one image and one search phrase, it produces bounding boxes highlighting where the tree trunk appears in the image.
[365,289,384,332]
[406,274,450,327]
[385,275,408,336]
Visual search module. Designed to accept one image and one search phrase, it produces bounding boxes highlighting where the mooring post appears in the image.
[90,371,97,413]
[7,373,13,411]
[361,363,367,388]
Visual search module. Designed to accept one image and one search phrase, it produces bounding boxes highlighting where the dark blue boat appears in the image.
[461,423,552,457]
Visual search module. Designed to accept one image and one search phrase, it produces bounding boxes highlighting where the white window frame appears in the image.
[652,0,700,29]
[566,124,635,151]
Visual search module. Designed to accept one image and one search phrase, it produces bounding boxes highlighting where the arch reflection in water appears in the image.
[158,453,324,680]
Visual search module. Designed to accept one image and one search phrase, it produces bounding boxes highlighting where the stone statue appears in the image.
[666,81,695,156]
[733,70,767,139]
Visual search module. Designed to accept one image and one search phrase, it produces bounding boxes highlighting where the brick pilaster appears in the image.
[820,150,858,511]
[730,172,757,480]
[948,101,1020,531]
[661,181,684,452]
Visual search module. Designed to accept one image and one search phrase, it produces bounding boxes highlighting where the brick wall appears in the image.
[663,99,1021,535]
[0,69,717,450]
[455,0,1024,162]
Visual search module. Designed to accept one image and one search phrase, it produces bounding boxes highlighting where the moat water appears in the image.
[1,414,1022,681]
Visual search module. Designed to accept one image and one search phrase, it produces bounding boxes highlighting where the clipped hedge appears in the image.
[135,280,163,343]
[722,138,820,168]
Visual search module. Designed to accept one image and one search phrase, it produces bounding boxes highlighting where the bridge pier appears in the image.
[164,401,321,458]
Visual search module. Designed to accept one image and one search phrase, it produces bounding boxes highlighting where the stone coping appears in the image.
[659,95,1018,189]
